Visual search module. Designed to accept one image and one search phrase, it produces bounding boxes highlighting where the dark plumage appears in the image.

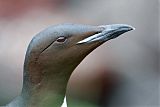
[5,23,134,107]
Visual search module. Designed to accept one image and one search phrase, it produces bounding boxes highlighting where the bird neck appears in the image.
[19,66,73,107]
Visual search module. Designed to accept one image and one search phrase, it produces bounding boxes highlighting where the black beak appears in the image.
[77,24,135,44]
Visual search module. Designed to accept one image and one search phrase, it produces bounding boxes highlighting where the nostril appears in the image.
[94,31,102,35]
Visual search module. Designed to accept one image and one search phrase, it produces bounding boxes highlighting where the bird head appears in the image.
[24,23,134,84]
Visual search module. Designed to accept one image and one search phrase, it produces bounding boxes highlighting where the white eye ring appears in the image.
[56,36,67,43]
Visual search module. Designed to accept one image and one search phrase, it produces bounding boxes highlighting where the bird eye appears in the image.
[56,36,67,43]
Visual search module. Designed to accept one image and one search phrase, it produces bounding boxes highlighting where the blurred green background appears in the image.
[0,0,159,106]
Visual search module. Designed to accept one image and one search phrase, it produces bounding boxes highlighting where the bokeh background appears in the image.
[0,0,159,106]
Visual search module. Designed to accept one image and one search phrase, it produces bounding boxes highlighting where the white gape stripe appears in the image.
[61,96,67,107]
[77,24,135,44]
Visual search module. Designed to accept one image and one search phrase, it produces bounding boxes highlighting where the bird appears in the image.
[4,23,134,107]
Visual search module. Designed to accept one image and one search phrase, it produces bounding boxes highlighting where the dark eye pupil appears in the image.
[56,37,66,42]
